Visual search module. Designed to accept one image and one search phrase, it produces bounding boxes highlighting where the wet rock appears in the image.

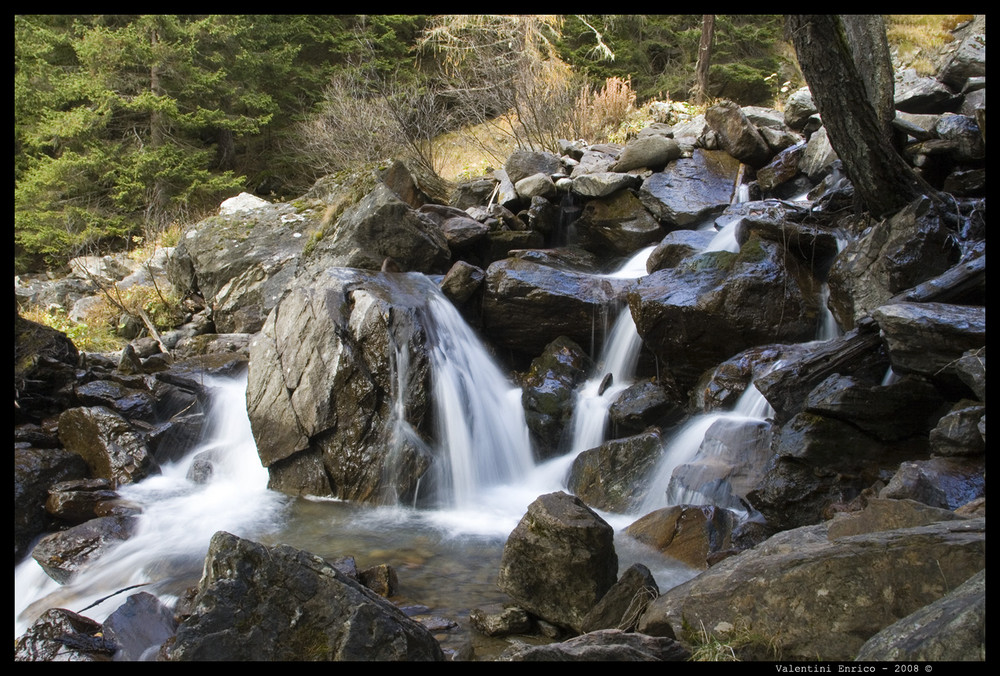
[580,563,660,634]
[572,189,665,259]
[45,478,119,523]
[880,456,986,510]
[14,608,114,662]
[704,100,772,168]
[14,445,91,563]
[645,229,716,274]
[872,302,986,391]
[57,406,156,486]
[497,492,618,633]
[802,373,946,442]
[829,196,963,330]
[636,518,986,661]
[32,515,137,584]
[928,399,986,456]
[247,268,434,504]
[358,563,398,597]
[439,260,485,307]
[15,312,80,424]
[482,256,629,359]
[469,603,533,637]
[608,380,683,435]
[629,235,820,392]
[166,531,444,661]
[567,430,664,513]
[520,336,593,456]
[747,411,929,532]
[624,505,736,570]
[638,149,742,227]
[102,591,177,661]
[666,416,776,512]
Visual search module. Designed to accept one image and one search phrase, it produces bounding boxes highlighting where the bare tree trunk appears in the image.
[692,15,715,105]
[840,15,895,146]
[787,15,936,217]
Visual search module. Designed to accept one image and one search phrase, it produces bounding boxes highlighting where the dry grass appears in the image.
[886,15,976,74]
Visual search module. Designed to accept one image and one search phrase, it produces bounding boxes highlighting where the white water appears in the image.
[564,246,654,457]
[15,375,287,637]
[420,288,536,510]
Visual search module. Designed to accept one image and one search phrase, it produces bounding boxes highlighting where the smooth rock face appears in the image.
[167,531,445,661]
[497,492,618,633]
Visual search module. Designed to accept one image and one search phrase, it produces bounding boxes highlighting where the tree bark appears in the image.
[692,15,715,105]
[787,15,933,217]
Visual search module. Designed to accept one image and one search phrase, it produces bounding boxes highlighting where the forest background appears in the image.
[14,14,967,276]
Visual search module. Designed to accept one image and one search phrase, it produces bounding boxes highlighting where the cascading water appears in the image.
[417,286,536,511]
[14,375,287,637]
[564,246,655,458]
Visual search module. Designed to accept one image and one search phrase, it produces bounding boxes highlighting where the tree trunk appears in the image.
[787,15,933,217]
[840,15,895,146]
[692,15,715,105]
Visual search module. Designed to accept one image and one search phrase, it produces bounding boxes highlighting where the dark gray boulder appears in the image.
[167,531,444,661]
[497,492,618,633]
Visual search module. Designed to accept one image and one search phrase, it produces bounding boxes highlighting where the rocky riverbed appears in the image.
[15,17,985,662]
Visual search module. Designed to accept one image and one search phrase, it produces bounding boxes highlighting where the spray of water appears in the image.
[14,375,287,637]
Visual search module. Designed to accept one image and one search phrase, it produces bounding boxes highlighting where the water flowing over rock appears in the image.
[166,531,444,661]
[628,235,820,392]
[497,492,618,633]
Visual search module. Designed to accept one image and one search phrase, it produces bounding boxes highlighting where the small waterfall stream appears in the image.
[15,179,850,649]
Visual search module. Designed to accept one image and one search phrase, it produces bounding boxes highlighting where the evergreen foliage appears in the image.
[14,14,792,274]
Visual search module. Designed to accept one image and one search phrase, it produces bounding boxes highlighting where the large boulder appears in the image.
[572,189,665,259]
[856,568,985,661]
[638,150,743,228]
[497,492,618,633]
[482,256,631,360]
[166,531,444,661]
[704,100,772,168]
[246,268,435,503]
[31,515,137,584]
[636,516,986,661]
[14,445,90,563]
[628,235,821,392]
[311,183,451,274]
[827,197,962,330]
[166,196,311,333]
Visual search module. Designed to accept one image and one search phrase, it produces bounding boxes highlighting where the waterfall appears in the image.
[414,282,536,510]
[15,374,287,637]
[564,246,654,457]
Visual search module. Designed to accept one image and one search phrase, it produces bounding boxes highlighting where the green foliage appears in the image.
[556,15,789,106]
